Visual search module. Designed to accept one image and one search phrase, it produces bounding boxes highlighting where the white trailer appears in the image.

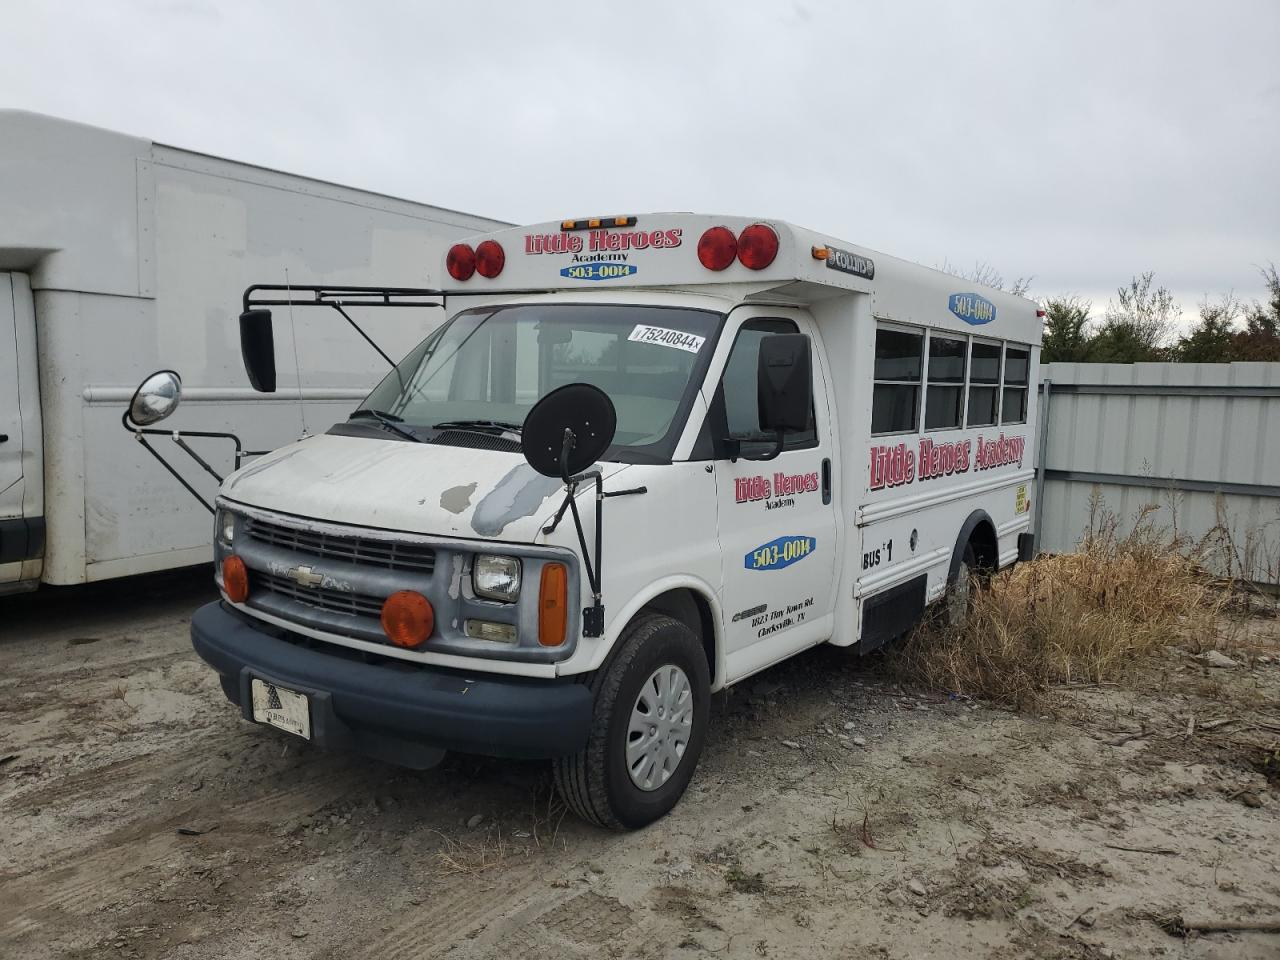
[0,111,504,593]
[183,213,1042,828]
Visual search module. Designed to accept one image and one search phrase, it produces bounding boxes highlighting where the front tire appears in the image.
[944,542,978,628]
[553,613,710,830]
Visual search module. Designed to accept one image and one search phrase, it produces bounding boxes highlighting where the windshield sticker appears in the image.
[744,535,816,571]
[627,324,706,353]
[561,262,637,281]
[948,292,997,325]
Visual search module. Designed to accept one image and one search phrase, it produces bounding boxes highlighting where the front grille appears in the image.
[243,516,436,573]
[253,570,385,619]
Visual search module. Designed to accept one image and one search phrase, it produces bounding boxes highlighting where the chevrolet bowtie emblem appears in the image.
[286,565,325,588]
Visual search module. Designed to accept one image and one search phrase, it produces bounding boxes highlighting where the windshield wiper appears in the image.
[431,419,523,435]
[348,408,424,443]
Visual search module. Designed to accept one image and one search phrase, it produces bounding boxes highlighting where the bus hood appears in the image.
[219,433,626,544]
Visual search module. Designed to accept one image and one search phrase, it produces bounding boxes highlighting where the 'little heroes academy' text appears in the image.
[868,434,1026,490]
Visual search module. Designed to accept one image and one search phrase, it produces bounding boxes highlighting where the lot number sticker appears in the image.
[628,324,706,354]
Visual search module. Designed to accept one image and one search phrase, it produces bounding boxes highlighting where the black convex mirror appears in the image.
[127,370,183,426]
[522,383,617,480]
[757,333,812,433]
[239,308,276,393]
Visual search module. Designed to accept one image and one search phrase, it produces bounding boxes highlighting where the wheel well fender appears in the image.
[950,509,998,582]
[592,577,723,688]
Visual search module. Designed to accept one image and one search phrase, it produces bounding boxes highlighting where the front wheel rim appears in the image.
[626,664,694,791]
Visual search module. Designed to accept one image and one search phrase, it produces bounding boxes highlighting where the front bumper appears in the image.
[191,602,593,769]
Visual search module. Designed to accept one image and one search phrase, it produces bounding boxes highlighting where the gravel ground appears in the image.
[2,569,1278,959]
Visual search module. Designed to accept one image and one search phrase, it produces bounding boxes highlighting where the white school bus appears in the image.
[175,214,1041,829]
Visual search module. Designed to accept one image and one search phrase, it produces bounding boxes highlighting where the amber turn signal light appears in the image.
[222,555,249,603]
[538,563,568,647]
[381,591,434,648]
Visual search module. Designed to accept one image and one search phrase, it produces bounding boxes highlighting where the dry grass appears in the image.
[891,497,1231,708]
[431,790,569,876]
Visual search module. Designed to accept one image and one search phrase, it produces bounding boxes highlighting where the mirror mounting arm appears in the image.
[121,409,270,516]
[541,468,606,638]
[522,384,618,639]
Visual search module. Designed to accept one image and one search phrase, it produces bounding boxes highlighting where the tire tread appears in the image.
[553,613,693,830]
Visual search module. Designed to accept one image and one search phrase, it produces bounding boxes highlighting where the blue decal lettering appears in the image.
[743,535,817,571]
[559,261,638,282]
[948,292,997,325]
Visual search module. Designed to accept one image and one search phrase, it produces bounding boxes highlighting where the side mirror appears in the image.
[239,309,276,393]
[757,333,812,433]
[522,383,617,481]
[127,370,183,426]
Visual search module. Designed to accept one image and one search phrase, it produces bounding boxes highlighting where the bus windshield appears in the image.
[355,303,722,463]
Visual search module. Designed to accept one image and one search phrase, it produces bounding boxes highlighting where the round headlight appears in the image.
[472,554,521,602]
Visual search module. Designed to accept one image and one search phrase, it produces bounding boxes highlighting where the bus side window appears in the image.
[1002,345,1030,424]
[924,333,966,430]
[872,326,923,434]
[967,340,1001,427]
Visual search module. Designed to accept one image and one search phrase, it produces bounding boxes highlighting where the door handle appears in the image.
[822,457,832,505]
[0,434,8,443]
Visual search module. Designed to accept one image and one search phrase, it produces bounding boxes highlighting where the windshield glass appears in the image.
[357,304,722,462]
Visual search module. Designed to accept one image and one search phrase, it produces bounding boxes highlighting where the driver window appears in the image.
[720,318,817,452]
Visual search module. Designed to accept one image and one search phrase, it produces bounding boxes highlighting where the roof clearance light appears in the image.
[475,240,505,278]
[737,223,779,270]
[446,243,476,281]
[697,226,738,271]
[562,216,637,231]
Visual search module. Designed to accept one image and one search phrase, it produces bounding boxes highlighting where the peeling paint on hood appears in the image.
[470,465,564,537]
[218,433,630,545]
[439,482,478,515]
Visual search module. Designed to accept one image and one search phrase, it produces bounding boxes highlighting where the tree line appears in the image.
[1040,265,1280,363]
[947,262,1280,364]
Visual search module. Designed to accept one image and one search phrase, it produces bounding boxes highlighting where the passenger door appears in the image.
[711,310,838,680]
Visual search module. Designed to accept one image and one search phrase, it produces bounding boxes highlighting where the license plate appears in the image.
[250,679,312,740]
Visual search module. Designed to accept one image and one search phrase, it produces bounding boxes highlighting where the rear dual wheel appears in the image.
[553,614,710,830]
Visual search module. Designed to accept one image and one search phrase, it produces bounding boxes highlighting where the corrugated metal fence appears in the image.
[1034,362,1280,585]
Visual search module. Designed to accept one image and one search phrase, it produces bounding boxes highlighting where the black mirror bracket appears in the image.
[541,462,605,637]
[536,424,649,639]
[121,408,270,516]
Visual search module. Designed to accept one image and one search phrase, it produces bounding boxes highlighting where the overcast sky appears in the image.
[4,1,1278,327]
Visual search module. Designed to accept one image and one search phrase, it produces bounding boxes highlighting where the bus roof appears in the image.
[450,214,1042,346]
